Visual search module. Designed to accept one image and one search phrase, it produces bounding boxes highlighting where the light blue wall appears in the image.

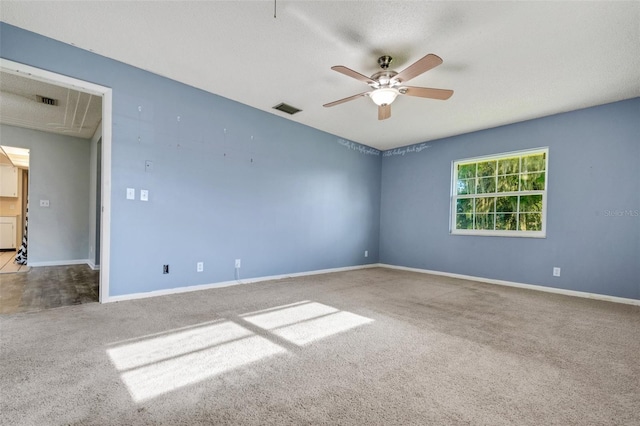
[380,98,640,300]
[0,23,381,296]
[0,124,91,263]
[3,23,637,301]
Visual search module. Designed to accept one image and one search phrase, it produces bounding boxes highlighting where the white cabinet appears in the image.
[0,216,17,249]
[0,165,18,197]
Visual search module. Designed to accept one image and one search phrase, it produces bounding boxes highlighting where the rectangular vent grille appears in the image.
[36,95,58,106]
[273,102,302,115]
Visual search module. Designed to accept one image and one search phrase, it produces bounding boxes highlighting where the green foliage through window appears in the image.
[452,149,547,236]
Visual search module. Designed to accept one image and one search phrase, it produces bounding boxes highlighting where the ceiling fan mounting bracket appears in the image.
[377,55,393,70]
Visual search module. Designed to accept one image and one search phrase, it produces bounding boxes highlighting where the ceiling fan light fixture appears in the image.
[370,88,398,106]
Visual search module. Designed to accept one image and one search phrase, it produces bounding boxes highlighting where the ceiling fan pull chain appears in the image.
[274,0,277,18]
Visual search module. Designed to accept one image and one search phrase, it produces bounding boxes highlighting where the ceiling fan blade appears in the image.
[395,54,443,83]
[323,92,369,108]
[331,66,375,85]
[402,86,454,100]
[378,104,391,120]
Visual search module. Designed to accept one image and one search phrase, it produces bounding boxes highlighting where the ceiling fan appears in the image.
[323,54,453,120]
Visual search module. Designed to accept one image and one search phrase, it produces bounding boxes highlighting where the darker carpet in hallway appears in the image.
[0,264,98,314]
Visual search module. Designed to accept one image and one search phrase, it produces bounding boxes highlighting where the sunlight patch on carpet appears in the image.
[107,301,373,402]
[107,320,253,371]
[107,321,286,402]
[242,301,374,346]
[240,300,338,329]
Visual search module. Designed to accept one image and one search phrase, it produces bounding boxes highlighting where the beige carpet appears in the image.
[1,268,638,425]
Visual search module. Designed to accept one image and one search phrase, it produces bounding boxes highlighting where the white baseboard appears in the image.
[378,263,640,306]
[105,263,379,303]
[87,260,100,271]
[28,259,90,267]
[102,262,639,306]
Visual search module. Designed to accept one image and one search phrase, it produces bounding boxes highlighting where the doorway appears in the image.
[0,145,29,273]
[0,59,112,303]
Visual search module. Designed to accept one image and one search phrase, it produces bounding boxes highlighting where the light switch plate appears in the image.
[140,189,149,201]
[126,188,135,200]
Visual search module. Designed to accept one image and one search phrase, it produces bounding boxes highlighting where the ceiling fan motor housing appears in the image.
[370,70,399,88]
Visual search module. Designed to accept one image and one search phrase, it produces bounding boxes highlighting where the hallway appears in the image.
[0,264,98,314]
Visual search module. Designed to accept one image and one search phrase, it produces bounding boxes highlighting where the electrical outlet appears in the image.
[163,264,169,274]
[553,267,561,277]
[140,189,149,201]
[197,262,204,272]
[364,250,368,257]
[235,259,241,268]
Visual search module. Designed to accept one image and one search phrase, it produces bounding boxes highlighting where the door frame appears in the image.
[0,58,113,303]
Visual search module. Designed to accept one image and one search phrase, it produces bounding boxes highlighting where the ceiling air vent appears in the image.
[273,102,302,115]
[36,95,58,106]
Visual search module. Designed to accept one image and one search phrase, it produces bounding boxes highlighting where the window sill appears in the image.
[450,230,546,238]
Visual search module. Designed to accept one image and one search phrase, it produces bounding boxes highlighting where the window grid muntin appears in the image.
[451,148,547,236]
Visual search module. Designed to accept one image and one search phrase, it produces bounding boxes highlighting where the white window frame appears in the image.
[450,147,548,238]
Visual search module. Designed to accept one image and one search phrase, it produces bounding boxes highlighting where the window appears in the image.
[451,148,548,237]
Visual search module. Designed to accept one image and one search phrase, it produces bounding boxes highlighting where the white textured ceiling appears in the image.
[1,1,638,150]
[0,71,102,139]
